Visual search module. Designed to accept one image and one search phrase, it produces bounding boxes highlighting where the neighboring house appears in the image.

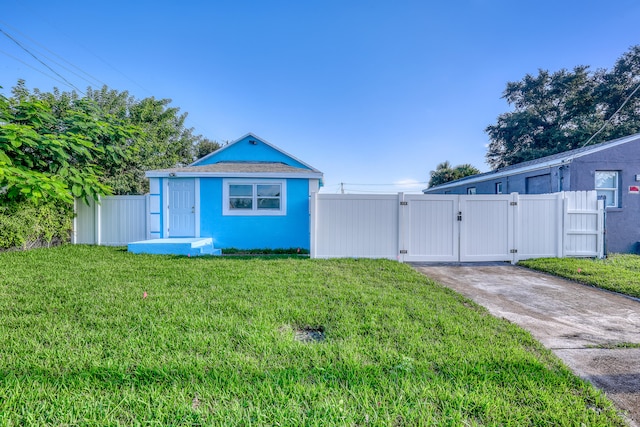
[144,133,323,250]
[424,132,640,253]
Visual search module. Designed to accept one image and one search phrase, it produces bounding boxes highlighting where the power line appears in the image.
[0,27,84,94]
[581,80,640,147]
[324,181,429,187]
[0,49,70,88]
[0,19,106,88]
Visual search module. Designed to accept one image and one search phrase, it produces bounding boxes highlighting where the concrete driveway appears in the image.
[412,263,640,427]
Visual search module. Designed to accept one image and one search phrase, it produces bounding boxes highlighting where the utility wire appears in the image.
[325,181,429,187]
[0,27,84,94]
[0,49,70,88]
[0,19,106,88]
[581,80,640,147]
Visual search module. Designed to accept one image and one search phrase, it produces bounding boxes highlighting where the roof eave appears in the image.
[146,171,324,179]
[423,159,571,192]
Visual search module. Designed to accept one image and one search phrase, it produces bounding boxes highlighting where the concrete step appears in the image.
[128,238,222,256]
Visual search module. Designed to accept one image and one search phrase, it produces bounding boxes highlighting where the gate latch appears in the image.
[457,211,462,221]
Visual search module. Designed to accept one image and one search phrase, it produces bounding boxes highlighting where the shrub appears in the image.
[0,200,72,250]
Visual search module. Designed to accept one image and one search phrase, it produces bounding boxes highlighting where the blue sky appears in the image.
[2,1,639,193]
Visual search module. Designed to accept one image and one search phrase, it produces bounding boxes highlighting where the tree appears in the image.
[32,84,221,194]
[0,87,136,204]
[428,161,481,187]
[193,137,222,161]
[486,45,640,169]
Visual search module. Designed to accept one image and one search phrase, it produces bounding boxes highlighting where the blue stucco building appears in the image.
[424,133,640,253]
[143,133,323,251]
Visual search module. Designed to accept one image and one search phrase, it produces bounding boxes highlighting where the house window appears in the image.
[595,171,619,208]
[223,179,287,216]
[495,182,503,194]
[467,187,476,195]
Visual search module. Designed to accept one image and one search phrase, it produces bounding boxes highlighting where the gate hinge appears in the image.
[510,249,518,253]
[400,201,408,206]
[510,201,518,206]
[399,250,408,254]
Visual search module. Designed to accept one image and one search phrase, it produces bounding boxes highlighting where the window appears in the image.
[595,171,619,208]
[495,182,503,194]
[223,179,286,216]
[467,187,476,195]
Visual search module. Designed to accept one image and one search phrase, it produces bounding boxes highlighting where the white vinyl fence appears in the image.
[75,191,604,262]
[311,191,604,263]
[73,195,149,245]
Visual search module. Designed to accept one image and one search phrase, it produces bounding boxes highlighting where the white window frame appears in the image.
[495,182,503,194]
[467,187,476,195]
[595,171,619,208]
[223,179,287,216]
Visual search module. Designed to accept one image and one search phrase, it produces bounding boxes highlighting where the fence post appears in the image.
[597,199,605,258]
[561,194,569,258]
[145,194,151,240]
[397,192,405,263]
[94,195,102,246]
[511,193,519,264]
[555,192,563,258]
[310,191,318,259]
[72,198,78,244]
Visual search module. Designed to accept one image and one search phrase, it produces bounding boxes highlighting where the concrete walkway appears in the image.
[412,263,640,427]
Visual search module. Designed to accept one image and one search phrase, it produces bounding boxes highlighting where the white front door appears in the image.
[168,179,195,237]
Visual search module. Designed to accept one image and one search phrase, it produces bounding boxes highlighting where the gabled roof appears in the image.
[191,132,322,173]
[424,132,640,192]
[145,132,323,179]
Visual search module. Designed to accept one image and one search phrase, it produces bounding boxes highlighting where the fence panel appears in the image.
[401,195,459,262]
[313,194,399,259]
[459,195,514,262]
[515,193,563,261]
[73,196,148,245]
[73,199,96,244]
[563,191,603,257]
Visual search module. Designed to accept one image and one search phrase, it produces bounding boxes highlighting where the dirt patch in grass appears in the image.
[294,325,325,343]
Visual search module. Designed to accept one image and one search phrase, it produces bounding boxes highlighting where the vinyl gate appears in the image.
[312,192,604,262]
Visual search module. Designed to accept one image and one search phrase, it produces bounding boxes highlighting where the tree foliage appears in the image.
[32,84,221,194]
[0,84,136,204]
[428,161,481,187]
[486,45,640,169]
[0,81,221,250]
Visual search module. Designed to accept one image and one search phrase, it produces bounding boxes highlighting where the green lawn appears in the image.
[0,246,625,426]
[519,253,640,299]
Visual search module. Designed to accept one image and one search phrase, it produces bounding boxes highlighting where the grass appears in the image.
[587,342,640,349]
[519,253,640,299]
[0,245,626,426]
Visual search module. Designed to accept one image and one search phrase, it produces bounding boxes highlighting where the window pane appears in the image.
[258,198,280,209]
[257,184,280,197]
[229,197,252,209]
[229,185,253,197]
[596,190,615,207]
[595,172,617,189]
